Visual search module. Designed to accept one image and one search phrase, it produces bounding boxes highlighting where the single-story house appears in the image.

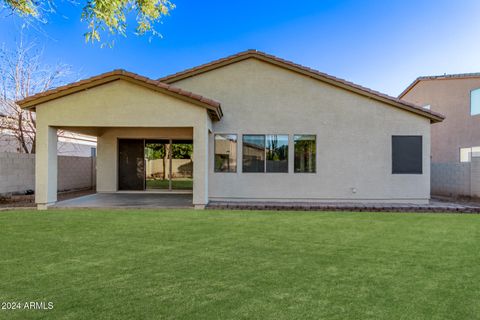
[18,50,444,209]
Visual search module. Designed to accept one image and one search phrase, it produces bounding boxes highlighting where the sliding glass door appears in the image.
[118,139,193,191]
[118,139,145,190]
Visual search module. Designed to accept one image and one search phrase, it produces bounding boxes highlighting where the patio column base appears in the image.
[194,204,206,210]
[37,202,55,210]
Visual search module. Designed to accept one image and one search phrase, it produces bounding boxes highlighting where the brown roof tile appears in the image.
[17,69,222,121]
[160,50,444,123]
[399,72,480,98]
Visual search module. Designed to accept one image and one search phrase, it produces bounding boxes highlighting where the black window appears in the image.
[214,134,237,172]
[392,136,422,174]
[242,134,289,173]
[294,135,316,173]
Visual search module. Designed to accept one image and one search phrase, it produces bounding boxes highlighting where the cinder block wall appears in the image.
[0,152,96,195]
[471,158,480,198]
[0,153,35,195]
[431,158,480,198]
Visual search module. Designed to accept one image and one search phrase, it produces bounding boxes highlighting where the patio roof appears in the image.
[17,70,223,121]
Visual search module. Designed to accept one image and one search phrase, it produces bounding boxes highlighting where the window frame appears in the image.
[214,133,238,173]
[293,134,317,174]
[242,134,289,173]
[391,135,423,175]
[470,88,480,116]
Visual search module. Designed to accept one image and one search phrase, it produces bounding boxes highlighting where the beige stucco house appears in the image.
[18,50,444,209]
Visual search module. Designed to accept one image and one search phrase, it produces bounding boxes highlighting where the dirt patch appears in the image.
[0,189,95,208]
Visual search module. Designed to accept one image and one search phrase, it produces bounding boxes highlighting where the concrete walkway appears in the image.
[53,193,193,209]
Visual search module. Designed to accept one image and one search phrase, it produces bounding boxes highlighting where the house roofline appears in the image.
[16,69,223,121]
[399,72,480,99]
[160,49,444,123]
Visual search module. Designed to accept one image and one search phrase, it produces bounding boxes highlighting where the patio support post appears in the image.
[193,123,209,209]
[36,125,58,210]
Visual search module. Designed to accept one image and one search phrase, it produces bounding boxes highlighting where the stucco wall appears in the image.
[172,58,432,203]
[401,78,480,163]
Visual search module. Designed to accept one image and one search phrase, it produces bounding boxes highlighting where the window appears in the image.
[471,89,480,115]
[242,135,288,173]
[294,135,316,173]
[460,146,480,162]
[214,134,237,172]
[266,135,289,172]
[243,135,265,172]
[392,136,423,174]
[423,104,431,110]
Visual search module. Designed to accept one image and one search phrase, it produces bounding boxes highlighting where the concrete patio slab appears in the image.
[53,193,193,209]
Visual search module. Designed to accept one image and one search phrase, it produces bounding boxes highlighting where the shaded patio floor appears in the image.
[53,193,193,209]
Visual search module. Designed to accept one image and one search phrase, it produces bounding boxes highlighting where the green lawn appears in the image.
[146,179,193,190]
[1,210,479,319]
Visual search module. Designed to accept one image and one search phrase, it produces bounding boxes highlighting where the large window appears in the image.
[294,135,316,173]
[471,89,480,116]
[243,135,288,173]
[392,136,423,174]
[214,134,237,172]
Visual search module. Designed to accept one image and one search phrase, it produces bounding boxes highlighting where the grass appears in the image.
[146,179,193,190]
[1,209,479,319]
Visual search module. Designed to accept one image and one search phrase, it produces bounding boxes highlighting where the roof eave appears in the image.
[160,50,444,123]
[16,71,223,121]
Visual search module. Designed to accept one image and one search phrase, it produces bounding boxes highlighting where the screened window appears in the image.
[392,136,423,174]
[472,89,480,116]
[214,134,237,172]
[294,135,316,173]
[243,135,289,173]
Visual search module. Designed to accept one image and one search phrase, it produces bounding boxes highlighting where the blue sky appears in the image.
[1,0,480,96]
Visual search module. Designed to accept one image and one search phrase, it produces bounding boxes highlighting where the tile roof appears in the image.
[159,50,444,123]
[399,72,480,98]
[17,69,223,121]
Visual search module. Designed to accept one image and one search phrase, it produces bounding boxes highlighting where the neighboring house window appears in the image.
[460,146,480,162]
[294,135,316,173]
[242,134,289,173]
[423,104,431,110]
[392,136,423,174]
[214,134,237,172]
[471,88,480,115]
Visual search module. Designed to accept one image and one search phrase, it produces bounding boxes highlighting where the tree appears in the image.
[0,37,74,153]
[2,0,175,44]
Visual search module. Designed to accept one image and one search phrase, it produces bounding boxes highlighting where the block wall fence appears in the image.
[0,152,95,196]
[431,157,480,198]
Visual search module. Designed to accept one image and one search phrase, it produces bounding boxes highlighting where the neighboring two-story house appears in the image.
[400,73,480,197]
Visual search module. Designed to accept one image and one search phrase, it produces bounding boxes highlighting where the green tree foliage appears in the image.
[2,0,174,43]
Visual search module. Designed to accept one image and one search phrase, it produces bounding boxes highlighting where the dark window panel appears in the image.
[392,136,423,174]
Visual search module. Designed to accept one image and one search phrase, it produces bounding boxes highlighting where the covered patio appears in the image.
[17,70,222,210]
